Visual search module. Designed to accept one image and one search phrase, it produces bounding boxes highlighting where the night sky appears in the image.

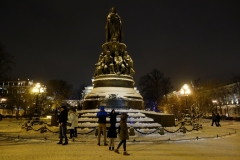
[0,1,239,91]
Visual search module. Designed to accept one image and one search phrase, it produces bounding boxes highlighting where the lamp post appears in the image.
[212,100,218,113]
[0,98,7,104]
[0,98,7,120]
[32,83,46,121]
[180,84,191,121]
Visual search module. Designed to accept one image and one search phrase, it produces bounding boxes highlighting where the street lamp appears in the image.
[212,100,218,113]
[32,83,46,121]
[0,98,7,111]
[180,84,191,121]
[0,98,7,103]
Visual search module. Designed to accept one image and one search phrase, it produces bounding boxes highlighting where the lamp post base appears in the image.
[184,109,191,123]
[32,113,40,123]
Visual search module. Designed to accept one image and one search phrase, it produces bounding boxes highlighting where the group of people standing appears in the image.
[57,106,79,145]
[211,112,221,127]
[57,105,130,156]
[96,106,130,156]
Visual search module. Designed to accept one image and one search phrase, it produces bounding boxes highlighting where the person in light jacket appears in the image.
[73,109,79,137]
[67,109,76,139]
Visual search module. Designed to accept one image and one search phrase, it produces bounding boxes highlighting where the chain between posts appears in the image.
[133,128,159,134]
[23,122,97,134]
[22,120,203,135]
[1,130,235,143]
[3,121,235,142]
[78,127,97,134]
[163,126,182,133]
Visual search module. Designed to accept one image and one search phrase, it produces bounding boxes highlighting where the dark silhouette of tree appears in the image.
[0,43,15,79]
[159,78,228,117]
[192,79,227,116]
[71,84,86,100]
[47,79,73,109]
[160,94,184,119]
[138,69,173,111]
[232,74,240,94]
[5,85,29,119]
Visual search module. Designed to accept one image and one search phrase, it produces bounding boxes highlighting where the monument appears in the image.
[83,7,143,110]
[79,8,175,129]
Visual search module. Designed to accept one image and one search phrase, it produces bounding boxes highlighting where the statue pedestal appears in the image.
[83,74,143,110]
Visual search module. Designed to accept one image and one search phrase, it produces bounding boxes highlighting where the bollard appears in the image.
[40,127,45,133]
[39,121,43,125]
[129,127,135,136]
[195,124,199,131]
[159,127,164,135]
[26,121,32,131]
[182,126,186,133]
[22,122,27,129]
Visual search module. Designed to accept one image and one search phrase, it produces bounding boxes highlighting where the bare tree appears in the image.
[138,69,173,111]
[47,79,73,109]
[71,84,86,100]
[192,79,227,116]
[0,43,15,79]
[5,85,26,119]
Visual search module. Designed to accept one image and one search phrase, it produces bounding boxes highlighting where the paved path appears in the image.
[0,119,240,160]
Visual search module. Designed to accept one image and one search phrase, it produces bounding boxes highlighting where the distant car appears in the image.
[46,115,52,119]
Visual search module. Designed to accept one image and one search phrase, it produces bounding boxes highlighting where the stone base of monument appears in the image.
[141,111,175,127]
[83,74,144,110]
[76,109,164,134]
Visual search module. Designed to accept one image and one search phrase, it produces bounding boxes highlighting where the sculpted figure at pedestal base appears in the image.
[102,51,115,74]
[123,51,135,75]
[114,51,125,75]
[93,45,135,77]
[94,46,107,77]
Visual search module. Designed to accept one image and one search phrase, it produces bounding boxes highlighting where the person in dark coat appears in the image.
[96,106,108,146]
[107,109,118,150]
[216,113,221,127]
[107,124,117,151]
[57,106,68,145]
[211,112,217,126]
[108,109,119,126]
[115,113,130,156]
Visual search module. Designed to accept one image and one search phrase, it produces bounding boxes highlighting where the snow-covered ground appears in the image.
[0,119,240,160]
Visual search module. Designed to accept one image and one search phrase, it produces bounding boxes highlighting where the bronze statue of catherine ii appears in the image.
[105,7,123,43]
